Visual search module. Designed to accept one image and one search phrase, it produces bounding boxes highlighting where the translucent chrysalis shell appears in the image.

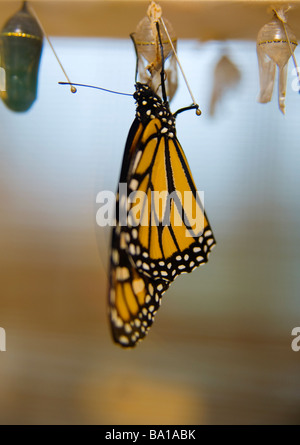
[0,1,43,112]
[209,53,241,116]
[131,1,178,101]
[257,9,297,114]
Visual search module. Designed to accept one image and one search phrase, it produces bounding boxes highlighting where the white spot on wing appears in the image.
[112,249,119,265]
[129,178,139,191]
[132,278,145,294]
[116,267,130,281]
[124,323,132,333]
[120,232,128,250]
[119,335,129,345]
[149,283,154,295]
[129,244,135,255]
[134,319,141,327]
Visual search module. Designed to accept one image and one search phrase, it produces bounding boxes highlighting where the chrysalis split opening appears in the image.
[132,0,178,101]
[132,1,201,115]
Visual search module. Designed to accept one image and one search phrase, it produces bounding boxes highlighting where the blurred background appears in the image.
[0,0,300,425]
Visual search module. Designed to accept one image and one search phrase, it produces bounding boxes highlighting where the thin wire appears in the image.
[27,2,77,93]
[273,8,300,92]
[282,21,300,91]
[159,16,199,111]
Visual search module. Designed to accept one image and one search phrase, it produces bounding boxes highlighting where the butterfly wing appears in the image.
[108,115,170,347]
[125,84,216,281]
[108,223,170,347]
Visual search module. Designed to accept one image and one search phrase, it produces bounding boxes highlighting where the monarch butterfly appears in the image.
[108,23,216,348]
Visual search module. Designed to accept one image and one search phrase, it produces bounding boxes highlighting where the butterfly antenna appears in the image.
[58,82,132,96]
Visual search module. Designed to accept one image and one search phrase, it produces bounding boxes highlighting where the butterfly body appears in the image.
[108,83,216,347]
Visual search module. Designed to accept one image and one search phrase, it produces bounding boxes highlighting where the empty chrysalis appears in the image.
[256,7,298,114]
[0,1,43,112]
[131,0,178,101]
